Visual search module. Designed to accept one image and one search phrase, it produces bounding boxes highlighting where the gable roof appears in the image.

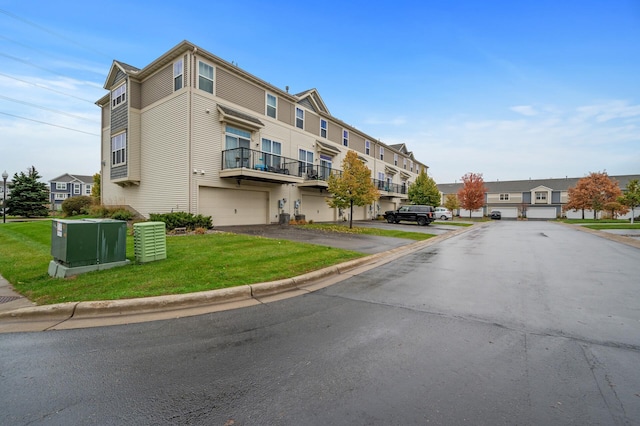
[49,173,94,184]
[295,88,330,115]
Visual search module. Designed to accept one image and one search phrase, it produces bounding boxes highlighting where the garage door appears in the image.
[199,187,268,226]
[527,207,557,219]
[492,207,518,219]
[460,209,483,218]
[301,194,335,222]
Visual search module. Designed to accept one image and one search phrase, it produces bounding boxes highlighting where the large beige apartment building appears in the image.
[96,40,427,226]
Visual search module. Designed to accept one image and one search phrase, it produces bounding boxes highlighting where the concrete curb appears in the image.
[0,223,480,329]
[556,222,640,249]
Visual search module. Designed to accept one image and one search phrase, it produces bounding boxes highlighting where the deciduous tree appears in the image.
[444,193,460,215]
[6,166,49,218]
[327,150,379,228]
[618,179,640,223]
[91,172,101,200]
[565,171,622,220]
[408,170,440,206]
[457,172,487,218]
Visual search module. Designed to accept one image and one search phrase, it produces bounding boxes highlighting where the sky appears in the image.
[1,0,639,184]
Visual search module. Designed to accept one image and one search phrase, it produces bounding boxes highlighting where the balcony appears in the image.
[373,179,407,198]
[221,148,341,187]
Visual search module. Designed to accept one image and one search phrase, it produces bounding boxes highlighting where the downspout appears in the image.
[188,47,197,214]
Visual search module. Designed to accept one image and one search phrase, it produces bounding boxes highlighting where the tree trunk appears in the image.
[349,200,354,229]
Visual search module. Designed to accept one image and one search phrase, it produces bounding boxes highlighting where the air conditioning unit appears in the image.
[133,222,167,263]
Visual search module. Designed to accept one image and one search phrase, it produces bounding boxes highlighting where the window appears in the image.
[535,191,547,203]
[299,148,314,176]
[111,83,126,108]
[85,185,91,195]
[403,158,407,169]
[174,59,183,91]
[394,154,398,166]
[342,129,349,146]
[295,107,304,129]
[198,61,214,94]
[266,93,277,118]
[73,184,80,194]
[261,138,282,169]
[54,193,68,200]
[319,154,332,179]
[225,126,251,168]
[379,147,384,161]
[111,132,127,166]
[410,161,414,172]
[55,182,67,190]
[500,194,510,201]
[320,119,327,138]
[365,140,370,155]
[377,172,385,190]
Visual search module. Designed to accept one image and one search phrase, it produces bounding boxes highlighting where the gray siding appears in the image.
[552,191,561,203]
[111,103,128,133]
[522,192,532,203]
[114,69,126,82]
[141,64,173,108]
[111,165,127,180]
[217,68,264,115]
[298,98,316,112]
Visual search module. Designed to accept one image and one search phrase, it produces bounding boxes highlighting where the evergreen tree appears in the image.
[6,166,49,218]
[327,150,379,228]
[407,169,441,206]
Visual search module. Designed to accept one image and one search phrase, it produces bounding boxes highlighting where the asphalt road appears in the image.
[1,221,639,425]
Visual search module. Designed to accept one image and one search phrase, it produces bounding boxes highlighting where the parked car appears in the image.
[385,205,435,226]
[490,211,502,220]
[434,207,452,220]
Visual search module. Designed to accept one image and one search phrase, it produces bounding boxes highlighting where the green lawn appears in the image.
[0,221,366,305]
[302,223,437,240]
[583,223,640,230]
[561,219,629,224]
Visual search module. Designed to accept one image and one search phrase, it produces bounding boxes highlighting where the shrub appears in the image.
[193,227,207,235]
[111,209,134,221]
[148,212,213,231]
[61,196,94,216]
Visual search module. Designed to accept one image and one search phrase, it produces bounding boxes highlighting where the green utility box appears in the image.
[49,219,129,278]
[133,221,167,263]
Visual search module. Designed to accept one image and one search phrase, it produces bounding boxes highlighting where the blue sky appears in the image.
[1,0,638,184]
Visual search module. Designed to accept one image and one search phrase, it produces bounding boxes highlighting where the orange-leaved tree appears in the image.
[327,150,379,228]
[457,172,487,218]
[565,171,622,220]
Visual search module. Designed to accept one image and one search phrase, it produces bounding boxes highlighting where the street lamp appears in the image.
[2,170,7,224]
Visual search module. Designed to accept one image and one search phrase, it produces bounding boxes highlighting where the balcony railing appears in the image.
[373,179,407,195]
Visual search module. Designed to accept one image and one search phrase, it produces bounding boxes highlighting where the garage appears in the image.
[527,207,557,219]
[491,207,518,219]
[460,209,484,218]
[199,187,269,226]
[301,193,335,223]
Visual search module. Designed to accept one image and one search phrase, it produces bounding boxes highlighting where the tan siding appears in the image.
[128,110,141,182]
[305,112,320,137]
[350,133,365,153]
[129,81,141,109]
[216,68,264,114]
[278,98,293,126]
[141,64,173,108]
[101,104,110,128]
[327,121,341,144]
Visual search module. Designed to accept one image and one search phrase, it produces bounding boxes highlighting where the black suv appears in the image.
[384,205,435,226]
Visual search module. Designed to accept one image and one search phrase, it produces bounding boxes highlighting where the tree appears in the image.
[618,179,640,224]
[6,166,49,218]
[444,193,460,215]
[565,171,622,220]
[91,172,101,200]
[407,169,441,206]
[603,201,628,219]
[327,150,379,228]
[457,172,487,218]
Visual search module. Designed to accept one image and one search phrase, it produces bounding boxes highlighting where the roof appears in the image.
[49,173,94,184]
[437,174,640,193]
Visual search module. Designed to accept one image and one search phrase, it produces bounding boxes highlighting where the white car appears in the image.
[434,207,452,220]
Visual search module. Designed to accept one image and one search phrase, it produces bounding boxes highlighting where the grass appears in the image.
[433,220,473,227]
[583,223,640,230]
[0,220,366,305]
[301,223,436,240]
[561,219,630,224]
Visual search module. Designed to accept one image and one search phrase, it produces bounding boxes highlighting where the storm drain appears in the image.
[0,296,21,304]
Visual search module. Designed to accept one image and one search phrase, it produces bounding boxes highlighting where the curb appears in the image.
[0,224,478,329]
[556,222,640,249]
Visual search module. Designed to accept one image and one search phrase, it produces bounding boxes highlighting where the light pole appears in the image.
[2,170,7,224]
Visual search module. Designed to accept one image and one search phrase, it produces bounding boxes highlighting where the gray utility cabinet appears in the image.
[51,219,127,267]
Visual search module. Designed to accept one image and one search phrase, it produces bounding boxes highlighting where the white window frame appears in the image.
[198,60,214,94]
[111,83,126,108]
[85,185,92,195]
[174,59,183,91]
[342,129,349,147]
[295,107,304,129]
[266,93,277,118]
[500,193,510,201]
[365,140,370,155]
[535,191,547,203]
[320,119,327,138]
[55,182,67,190]
[73,183,80,194]
[54,193,68,200]
[394,153,398,166]
[379,147,384,161]
[111,132,127,166]
[299,148,314,175]
[410,161,414,172]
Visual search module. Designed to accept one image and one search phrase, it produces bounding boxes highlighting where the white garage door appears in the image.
[199,187,268,226]
[492,207,518,218]
[301,194,335,222]
[460,209,483,218]
[527,207,557,219]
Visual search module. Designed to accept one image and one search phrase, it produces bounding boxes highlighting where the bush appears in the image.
[61,196,94,216]
[148,212,213,231]
[111,209,134,221]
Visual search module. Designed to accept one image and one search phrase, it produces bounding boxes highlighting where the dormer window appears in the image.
[111,83,126,108]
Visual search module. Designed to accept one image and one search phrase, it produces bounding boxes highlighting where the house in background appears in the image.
[49,174,94,210]
[95,40,428,226]
[438,175,640,219]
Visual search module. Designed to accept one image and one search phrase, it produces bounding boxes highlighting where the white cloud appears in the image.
[510,105,538,116]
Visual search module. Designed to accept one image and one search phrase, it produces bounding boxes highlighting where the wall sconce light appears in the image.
[200,169,205,175]
[193,169,198,174]
[205,109,210,114]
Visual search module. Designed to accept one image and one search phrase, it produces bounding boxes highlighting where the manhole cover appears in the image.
[0,296,21,304]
